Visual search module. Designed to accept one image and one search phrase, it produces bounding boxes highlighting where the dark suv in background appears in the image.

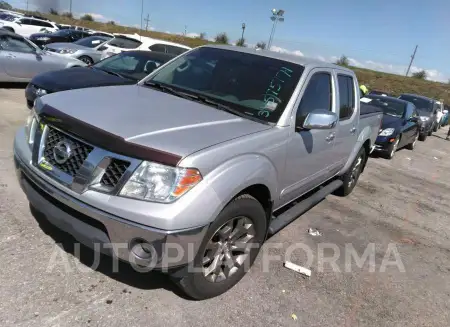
[398,94,437,141]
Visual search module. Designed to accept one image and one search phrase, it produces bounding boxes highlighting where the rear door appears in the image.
[333,71,358,167]
[281,68,339,203]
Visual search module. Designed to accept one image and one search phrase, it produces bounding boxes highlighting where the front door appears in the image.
[281,69,339,203]
[0,34,40,79]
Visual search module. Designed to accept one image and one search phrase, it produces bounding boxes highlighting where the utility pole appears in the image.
[405,45,418,77]
[267,9,285,50]
[144,14,150,31]
[26,0,29,11]
[140,0,144,40]
[69,0,72,14]
[184,25,187,36]
[241,23,246,40]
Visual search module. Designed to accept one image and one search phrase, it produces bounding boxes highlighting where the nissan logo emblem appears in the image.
[53,141,72,164]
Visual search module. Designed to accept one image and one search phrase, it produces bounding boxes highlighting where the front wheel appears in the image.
[174,194,267,300]
[386,137,400,159]
[406,133,418,150]
[78,55,93,65]
[418,133,427,141]
[333,146,366,197]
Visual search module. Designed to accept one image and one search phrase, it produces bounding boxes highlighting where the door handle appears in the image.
[350,127,357,134]
[326,133,335,142]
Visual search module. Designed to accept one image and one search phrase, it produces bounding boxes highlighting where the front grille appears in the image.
[100,159,130,188]
[43,128,93,177]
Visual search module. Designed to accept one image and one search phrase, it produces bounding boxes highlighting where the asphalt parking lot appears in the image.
[1,86,450,327]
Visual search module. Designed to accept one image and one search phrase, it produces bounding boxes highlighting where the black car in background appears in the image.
[29,29,90,48]
[366,95,420,159]
[25,51,175,108]
[369,90,393,97]
[398,93,437,140]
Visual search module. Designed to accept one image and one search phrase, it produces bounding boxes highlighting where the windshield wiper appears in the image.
[97,68,126,79]
[144,81,199,101]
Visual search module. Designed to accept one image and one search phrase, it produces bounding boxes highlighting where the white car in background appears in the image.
[0,17,59,37]
[435,101,444,129]
[99,33,191,60]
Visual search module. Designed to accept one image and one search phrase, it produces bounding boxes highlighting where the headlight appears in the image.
[59,49,76,54]
[35,88,47,97]
[119,161,202,203]
[419,116,429,122]
[379,128,395,136]
[36,37,50,41]
[25,109,38,147]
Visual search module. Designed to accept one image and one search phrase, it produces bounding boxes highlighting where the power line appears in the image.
[405,45,418,77]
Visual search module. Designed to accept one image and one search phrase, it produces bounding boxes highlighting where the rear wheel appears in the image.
[333,146,366,197]
[78,55,93,65]
[174,195,267,300]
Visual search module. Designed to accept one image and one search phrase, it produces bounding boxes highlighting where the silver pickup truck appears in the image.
[13,45,382,300]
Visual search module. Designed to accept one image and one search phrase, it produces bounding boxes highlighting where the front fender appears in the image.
[204,154,278,219]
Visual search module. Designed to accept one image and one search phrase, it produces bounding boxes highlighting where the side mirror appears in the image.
[297,109,338,131]
[409,116,418,123]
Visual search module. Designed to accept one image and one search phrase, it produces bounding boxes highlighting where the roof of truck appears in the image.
[202,44,351,72]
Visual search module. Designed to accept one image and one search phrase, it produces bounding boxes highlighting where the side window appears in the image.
[0,35,35,53]
[149,44,167,53]
[297,72,332,118]
[19,18,31,25]
[104,56,139,71]
[43,21,53,28]
[29,19,41,26]
[166,45,187,55]
[337,75,355,120]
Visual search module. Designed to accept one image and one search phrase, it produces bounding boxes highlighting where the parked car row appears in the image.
[359,92,447,159]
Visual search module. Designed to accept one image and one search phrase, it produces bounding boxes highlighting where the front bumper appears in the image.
[14,153,208,269]
[374,135,396,152]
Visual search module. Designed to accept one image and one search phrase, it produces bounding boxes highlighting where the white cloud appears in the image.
[270,46,304,57]
[317,55,326,62]
[165,31,172,34]
[186,32,200,38]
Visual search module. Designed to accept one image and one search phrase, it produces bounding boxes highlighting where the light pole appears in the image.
[140,0,144,40]
[267,9,285,50]
[241,23,246,41]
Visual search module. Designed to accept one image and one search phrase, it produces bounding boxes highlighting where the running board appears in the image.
[268,179,343,235]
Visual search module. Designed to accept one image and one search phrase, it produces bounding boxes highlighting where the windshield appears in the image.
[75,36,108,48]
[94,52,169,80]
[147,47,304,123]
[51,29,74,36]
[399,95,433,111]
[366,96,406,117]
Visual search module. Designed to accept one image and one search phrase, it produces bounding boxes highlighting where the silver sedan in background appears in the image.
[0,29,86,82]
[44,35,112,65]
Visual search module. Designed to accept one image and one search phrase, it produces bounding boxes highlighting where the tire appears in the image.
[418,133,427,142]
[174,194,267,300]
[406,133,418,150]
[433,123,438,132]
[428,128,433,136]
[386,136,400,159]
[333,146,366,197]
[78,55,93,65]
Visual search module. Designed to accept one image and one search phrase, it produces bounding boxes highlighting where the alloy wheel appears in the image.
[348,155,363,188]
[390,139,399,158]
[202,216,256,283]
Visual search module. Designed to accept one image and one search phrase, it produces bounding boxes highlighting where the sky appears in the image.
[7,0,450,82]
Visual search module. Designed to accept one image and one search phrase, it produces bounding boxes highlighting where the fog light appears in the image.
[130,239,154,260]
